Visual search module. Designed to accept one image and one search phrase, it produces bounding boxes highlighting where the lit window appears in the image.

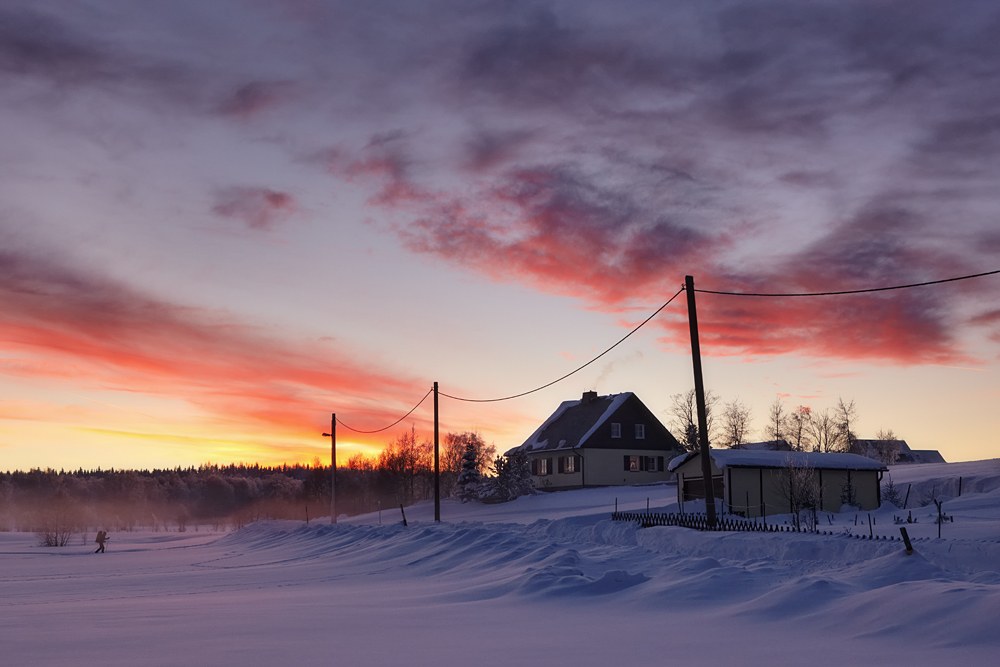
[611,422,622,438]
[563,456,575,474]
[635,424,645,439]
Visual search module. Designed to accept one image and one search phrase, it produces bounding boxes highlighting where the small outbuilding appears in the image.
[506,391,684,490]
[668,449,887,517]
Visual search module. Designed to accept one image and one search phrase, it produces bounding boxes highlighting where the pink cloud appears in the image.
[0,248,432,445]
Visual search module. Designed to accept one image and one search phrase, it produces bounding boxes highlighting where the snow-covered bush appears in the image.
[482,451,535,503]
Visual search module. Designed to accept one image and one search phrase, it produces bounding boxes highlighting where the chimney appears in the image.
[581,391,598,403]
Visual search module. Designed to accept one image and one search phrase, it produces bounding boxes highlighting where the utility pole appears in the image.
[322,414,337,524]
[434,381,440,522]
[685,276,717,527]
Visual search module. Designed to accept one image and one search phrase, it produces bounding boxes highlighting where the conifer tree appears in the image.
[454,442,483,502]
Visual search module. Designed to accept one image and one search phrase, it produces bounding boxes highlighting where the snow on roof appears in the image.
[507,392,634,454]
[575,392,631,447]
[513,399,580,453]
[668,448,887,472]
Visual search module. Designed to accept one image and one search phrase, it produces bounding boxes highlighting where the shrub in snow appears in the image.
[34,500,78,547]
[840,480,858,509]
[882,475,903,508]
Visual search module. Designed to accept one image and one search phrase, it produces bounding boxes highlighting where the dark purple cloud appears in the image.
[5,0,1000,366]
[212,187,297,231]
[218,80,297,118]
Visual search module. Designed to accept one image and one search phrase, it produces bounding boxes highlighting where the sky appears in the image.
[1,0,999,471]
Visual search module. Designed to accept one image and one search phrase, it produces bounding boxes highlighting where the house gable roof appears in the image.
[506,392,636,454]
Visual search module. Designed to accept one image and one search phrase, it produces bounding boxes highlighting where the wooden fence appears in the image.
[610,511,908,542]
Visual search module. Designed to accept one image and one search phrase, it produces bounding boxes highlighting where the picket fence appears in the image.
[610,511,905,542]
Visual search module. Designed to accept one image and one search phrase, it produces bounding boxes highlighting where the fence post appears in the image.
[899,527,914,555]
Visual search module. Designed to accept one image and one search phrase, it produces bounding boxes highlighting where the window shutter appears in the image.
[657,456,664,472]
[575,455,581,473]
[624,455,630,471]
[638,456,645,471]
[547,458,553,476]
[530,459,538,475]
[558,456,565,474]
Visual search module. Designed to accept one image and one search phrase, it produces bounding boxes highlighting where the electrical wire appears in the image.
[439,287,686,403]
[694,269,1000,297]
[331,268,998,427]
[335,387,434,434]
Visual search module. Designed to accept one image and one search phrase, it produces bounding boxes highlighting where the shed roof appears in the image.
[668,449,887,472]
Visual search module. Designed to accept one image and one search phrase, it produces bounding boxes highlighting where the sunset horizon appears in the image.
[3,0,998,471]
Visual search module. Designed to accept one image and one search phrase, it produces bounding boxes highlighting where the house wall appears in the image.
[528,449,673,489]
[582,395,682,452]
[727,467,761,517]
[675,453,882,516]
[726,467,881,517]
[673,455,724,509]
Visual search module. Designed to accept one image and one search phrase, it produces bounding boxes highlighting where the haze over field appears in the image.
[2,1,999,470]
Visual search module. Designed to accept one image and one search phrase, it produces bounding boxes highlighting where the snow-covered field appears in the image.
[3,460,1000,666]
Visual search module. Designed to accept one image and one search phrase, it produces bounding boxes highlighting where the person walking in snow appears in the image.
[94,530,108,553]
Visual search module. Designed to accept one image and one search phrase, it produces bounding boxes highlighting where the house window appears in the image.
[562,456,576,474]
[635,424,645,439]
[611,422,622,438]
[624,455,639,471]
[531,458,552,476]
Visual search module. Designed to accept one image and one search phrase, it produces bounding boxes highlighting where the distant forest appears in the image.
[0,430,496,534]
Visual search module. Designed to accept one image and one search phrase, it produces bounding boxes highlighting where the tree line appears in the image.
[667,390,903,464]
[0,430,532,539]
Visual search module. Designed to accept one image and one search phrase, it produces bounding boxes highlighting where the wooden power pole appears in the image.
[434,381,440,522]
[685,276,717,527]
[322,414,337,524]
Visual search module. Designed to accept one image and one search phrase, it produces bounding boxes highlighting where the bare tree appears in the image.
[764,396,787,444]
[378,426,429,504]
[668,389,719,451]
[719,399,754,449]
[807,408,841,452]
[778,456,820,531]
[835,397,859,454]
[786,405,812,451]
[872,428,902,465]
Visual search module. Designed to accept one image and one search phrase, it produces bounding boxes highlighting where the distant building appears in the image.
[738,440,791,452]
[853,439,946,464]
[668,449,887,517]
[505,391,684,490]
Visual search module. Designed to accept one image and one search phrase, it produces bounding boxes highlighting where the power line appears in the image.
[694,269,1000,297]
[335,387,433,434]
[331,268,999,431]
[439,287,686,403]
